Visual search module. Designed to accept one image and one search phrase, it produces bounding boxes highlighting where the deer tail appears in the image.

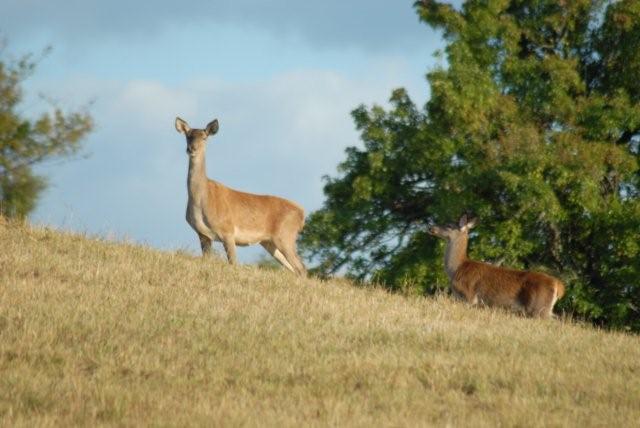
[555,280,566,301]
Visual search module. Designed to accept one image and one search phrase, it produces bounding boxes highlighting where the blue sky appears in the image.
[2,0,450,262]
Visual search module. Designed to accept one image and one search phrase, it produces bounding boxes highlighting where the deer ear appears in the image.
[464,217,478,231]
[205,119,219,136]
[175,117,190,135]
[459,214,468,228]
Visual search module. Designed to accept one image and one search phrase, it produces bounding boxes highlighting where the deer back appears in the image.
[205,180,304,240]
[454,260,562,311]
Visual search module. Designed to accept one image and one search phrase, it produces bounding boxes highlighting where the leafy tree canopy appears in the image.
[301,0,640,331]
[0,45,93,218]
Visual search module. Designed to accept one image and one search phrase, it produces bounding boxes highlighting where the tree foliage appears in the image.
[301,0,640,331]
[0,46,93,218]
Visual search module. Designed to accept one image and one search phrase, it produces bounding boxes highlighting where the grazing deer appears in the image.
[175,117,307,276]
[427,215,564,318]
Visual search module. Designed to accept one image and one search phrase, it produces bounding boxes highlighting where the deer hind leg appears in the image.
[272,213,307,277]
[198,233,212,256]
[290,248,307,277]
[261,241,296,273]
[273,237,306,277]
[280,244,307,277]
[528,306,552,318]
[539,285,559,319]
[524,285,555,318]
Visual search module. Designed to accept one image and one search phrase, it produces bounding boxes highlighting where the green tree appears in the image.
[0,46,93,218]
[301,0,640,331]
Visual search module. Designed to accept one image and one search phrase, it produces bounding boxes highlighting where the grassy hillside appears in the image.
[1,220,639,427]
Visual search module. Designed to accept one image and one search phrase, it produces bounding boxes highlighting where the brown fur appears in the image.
[453,260,565,317]
[429,215,564,318]
[176,117,306,276]
[203,181,305,244]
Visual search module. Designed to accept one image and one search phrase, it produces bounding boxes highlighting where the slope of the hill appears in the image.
[1,220,639,427]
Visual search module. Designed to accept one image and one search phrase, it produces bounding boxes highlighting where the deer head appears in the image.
[175,117,219,157]
[428,214,478,242]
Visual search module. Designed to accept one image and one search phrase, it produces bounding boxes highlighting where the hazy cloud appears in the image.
[2,0,435,52]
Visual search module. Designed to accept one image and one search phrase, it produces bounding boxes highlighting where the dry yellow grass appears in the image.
[1,219,639,427]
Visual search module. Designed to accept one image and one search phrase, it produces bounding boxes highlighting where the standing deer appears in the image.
[428,215,564,318]
[175,117,306,276]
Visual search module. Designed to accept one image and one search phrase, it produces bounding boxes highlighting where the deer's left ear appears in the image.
[205,119,219,136]
[459,214,468,228]
[175,117,190,135]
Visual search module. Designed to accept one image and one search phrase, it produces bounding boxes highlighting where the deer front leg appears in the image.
[198,233,212,256]
[450,287,465,301]
[222,237,237,265]
[451,282,477,305]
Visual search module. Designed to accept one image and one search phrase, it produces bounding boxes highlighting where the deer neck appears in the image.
[444,235,468,280]
[187,151,209,202]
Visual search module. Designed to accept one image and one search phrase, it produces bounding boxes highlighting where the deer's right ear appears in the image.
[205,119,219,136]
[459,214,468,228]
[466,217,478,230]
[175,117,190,135]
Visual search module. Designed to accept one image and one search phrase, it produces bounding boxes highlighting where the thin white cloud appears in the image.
[1,0,450,53]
